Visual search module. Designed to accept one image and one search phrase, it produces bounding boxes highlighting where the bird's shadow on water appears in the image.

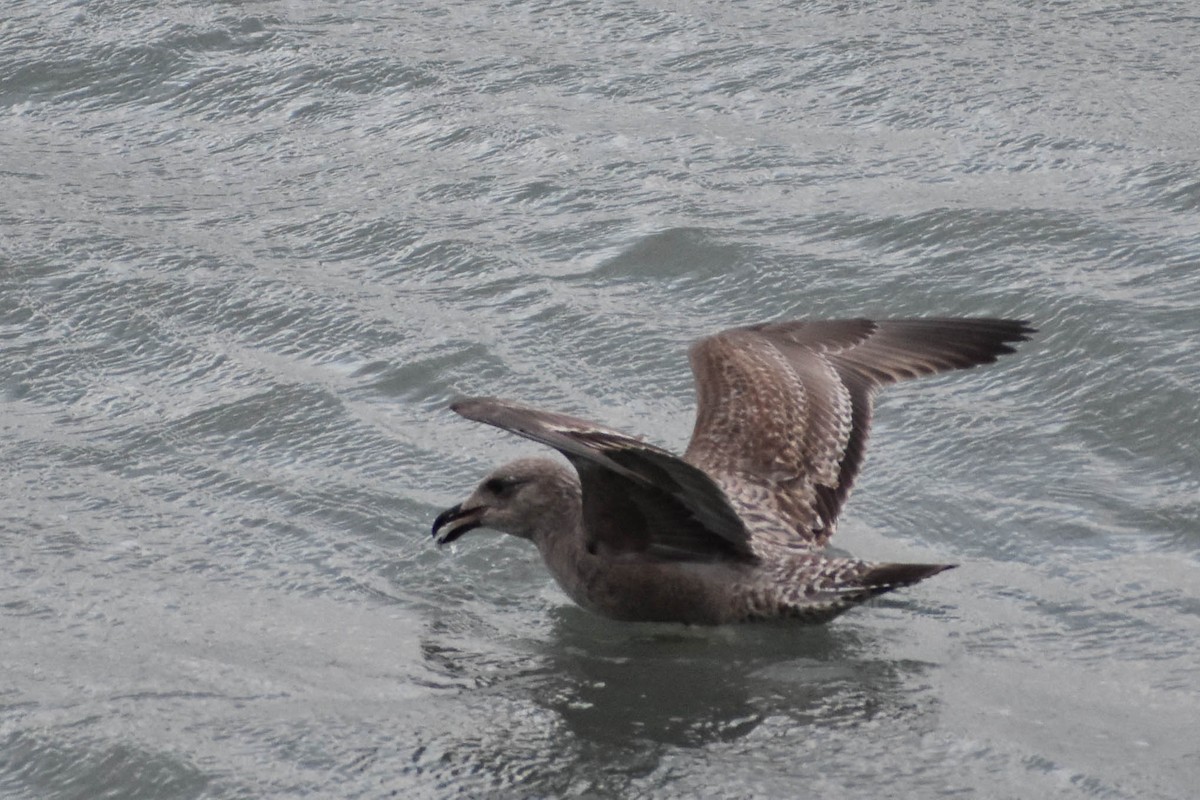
[529,605,930,749]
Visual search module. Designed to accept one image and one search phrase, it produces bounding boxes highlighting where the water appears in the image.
[2,1,1198,797]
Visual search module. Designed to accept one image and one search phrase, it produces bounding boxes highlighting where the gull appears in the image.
[432,317,1033,624]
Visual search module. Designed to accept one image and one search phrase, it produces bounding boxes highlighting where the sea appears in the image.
[2,1,1198,798]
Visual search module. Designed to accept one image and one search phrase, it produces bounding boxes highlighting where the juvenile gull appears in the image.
[433,317,1033,624]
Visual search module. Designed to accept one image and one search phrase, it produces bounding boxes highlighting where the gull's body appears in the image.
[433,317,1033,624]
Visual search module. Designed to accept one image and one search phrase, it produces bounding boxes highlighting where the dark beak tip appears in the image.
[434,529,461,546]
[431,503,480,546]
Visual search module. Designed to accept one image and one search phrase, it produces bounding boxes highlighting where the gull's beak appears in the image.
[432,502,484,545]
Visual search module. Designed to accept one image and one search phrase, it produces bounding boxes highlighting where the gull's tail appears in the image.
[766,557,956,623]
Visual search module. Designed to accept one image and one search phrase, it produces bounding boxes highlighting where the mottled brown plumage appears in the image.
[687,317,1034,550]
[433,316,1033,624]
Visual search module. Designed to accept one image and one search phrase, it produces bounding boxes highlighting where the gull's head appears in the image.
[432,457,580,545]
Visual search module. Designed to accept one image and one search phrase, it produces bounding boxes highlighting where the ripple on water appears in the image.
[3,1,1200,799]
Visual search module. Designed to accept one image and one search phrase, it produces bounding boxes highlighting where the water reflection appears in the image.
[411,607,938,795]
[531,608,929,749]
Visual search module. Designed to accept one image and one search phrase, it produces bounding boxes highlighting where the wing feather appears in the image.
[685,317,1034,548]
[450,396,756,563]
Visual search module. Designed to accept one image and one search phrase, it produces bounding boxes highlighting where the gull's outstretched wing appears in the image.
[450,396,757,564]
[684,317,1034,549]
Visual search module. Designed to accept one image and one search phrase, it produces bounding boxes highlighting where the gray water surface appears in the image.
[2,1,1199,798]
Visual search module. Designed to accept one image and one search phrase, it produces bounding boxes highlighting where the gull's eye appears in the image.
[483,477,518,498]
